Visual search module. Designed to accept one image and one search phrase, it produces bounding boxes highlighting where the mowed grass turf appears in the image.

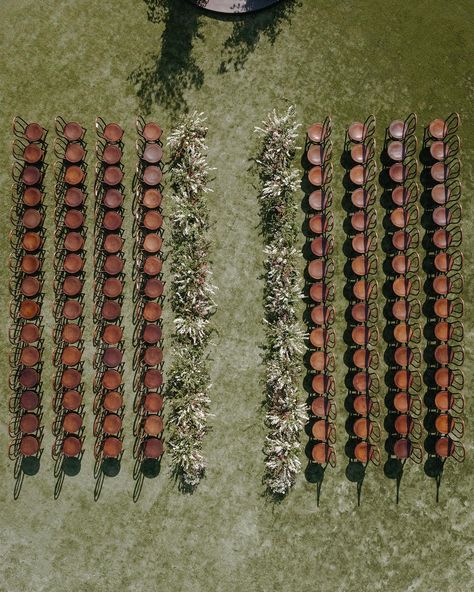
[0,1,473,590]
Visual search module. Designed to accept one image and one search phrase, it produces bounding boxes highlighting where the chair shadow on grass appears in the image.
[53,452,84,500]
[13,450,43,500]
[129,0,205,115]
[133,457,162,502]
[94,456,123,501]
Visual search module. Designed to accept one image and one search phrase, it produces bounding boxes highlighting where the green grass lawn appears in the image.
[0,1,472,590]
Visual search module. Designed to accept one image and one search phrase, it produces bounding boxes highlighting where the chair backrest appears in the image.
[322,115,332,142]
[445,112,460,136]
[136,115,146,137]
[55,115,68,137]
[363,114,376,139]
[403,112,417,138]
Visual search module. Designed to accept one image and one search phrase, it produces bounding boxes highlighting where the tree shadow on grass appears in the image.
[128,0,205,115]
[218,0,301,73]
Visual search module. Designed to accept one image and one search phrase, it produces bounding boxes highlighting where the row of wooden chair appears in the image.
[8,118,48,462]
[305,117,336,469]
[132,119,165,463]
[92,120,126,463]
[383,115,423,464]
[345,117,382,467]
[423,114,465,464]
[51,120,88,464]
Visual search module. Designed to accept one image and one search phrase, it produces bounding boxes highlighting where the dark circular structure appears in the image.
[189,0,281,13]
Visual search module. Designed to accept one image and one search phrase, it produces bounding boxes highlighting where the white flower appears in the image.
[255,106,306,496]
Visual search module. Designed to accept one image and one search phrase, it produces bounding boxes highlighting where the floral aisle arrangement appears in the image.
[166,111,217,490]
[255,106,306,495]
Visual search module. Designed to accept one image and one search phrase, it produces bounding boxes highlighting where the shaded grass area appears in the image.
[0,0,473,590]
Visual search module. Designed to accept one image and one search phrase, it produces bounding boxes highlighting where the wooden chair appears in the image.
[394,414,422,440]
[434,367,464,391]
[352,324,379,347]
[55,117,85,141]
[434,436,465,461]
[389,158,417,184]
[393,438,423,463]
[428,113,460,141]
[307,115,332,145]
[347,115,376,144]
[310,396,337,420]
[13,117,47,143]
[353,417,381,442]
[311,442,336,467]
[435,413,464,439]
[434,343,464,367]
[433,320,463,343]
[431,156,461,184]
[433,298,464,321]
[434,390,464,414]
[311,419,336,444]
[388,113,417,141]
[391,182,419,207]
[393,392,422,416]
[431,179,461,205]
[353,393,380,417]
[354,441,380,465]
[433,273,464,297]
[311,373,336,398]
[349,161,377,186]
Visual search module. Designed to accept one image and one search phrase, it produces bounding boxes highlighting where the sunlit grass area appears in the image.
[0,1,472,590]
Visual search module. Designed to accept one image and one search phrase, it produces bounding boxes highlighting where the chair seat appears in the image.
[394,346,413,367]
[349,165,367,186]
[429,119,447,140]
[430,141,449,161]
[309,214,328,234]
[351,188,370,208]
[389,120,406,140]
[354,441,376,463]
[393,438,412,459]
[431,184,450,204]
[389,163,407,183]
[390,208,410,228]
[307,145,324,166]
[431,162,449,183]
[353,279,374,301]
[392,254,411,274]
[351,144,368,164]
[307,123,324,143]
[433,207,451,227]
[351,211,370,231]
[393,277,412,297]
[308,190,327,210]
[392,186,411,206]
[433,229,452,249]
[387,141,405,162]
[392,300,411,321]
[348,122,366,143]
[394,323,412,343]
[394,369,413,390]
[392,230,412,251]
